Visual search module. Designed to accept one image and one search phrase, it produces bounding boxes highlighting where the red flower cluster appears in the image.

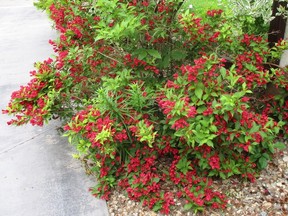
[171,118,189,130]
[208,154,220,170]
[124,54,160,74]
[206,9,223,17]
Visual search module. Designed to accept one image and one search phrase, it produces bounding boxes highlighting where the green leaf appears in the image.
[152,202,162,212]
[250,123,260,133]
[219,172,226,179]
[223,113,229,122]
[133,48,148,60]
[197,105,206,113]
[195,124,202,131]
[220,67,226,78]
[274,142,286,150]
[206,140,214,147]
[268,143,275,154]
[184,203,193,210]
[153,177,160,183]
[233,91,246,99]
[161,55,170,68]
[147,49,161,59]
[244,135,251,142]
[176,157,191,174]
[230,133,235,141]
[138,51,147,60]
[258,157,268,169]
[211,92,218,97]
[262,153,270,159]
[203,93,210,100]
[208,170,217,177]
[254,129,263,138]
[210,125,218,132]
[277,121,286,127]
[232,168,241,174]
[171,49,187,60]
[195,87,203,99]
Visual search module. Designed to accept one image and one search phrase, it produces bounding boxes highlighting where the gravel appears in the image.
[107,144,288,216]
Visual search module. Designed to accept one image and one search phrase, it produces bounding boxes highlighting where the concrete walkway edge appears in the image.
[0,1,109,215]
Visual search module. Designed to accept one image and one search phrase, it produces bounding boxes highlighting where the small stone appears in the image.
[283,169,288,179]
[262,201,272,209]
[266,195,273,201]
[259,212,267,216]
[283,156,288,163]
[273,203,282,210]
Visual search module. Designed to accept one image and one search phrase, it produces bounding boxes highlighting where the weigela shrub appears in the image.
[3,0,288,214]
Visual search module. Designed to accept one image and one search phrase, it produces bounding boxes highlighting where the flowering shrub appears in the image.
[3,0,288,214]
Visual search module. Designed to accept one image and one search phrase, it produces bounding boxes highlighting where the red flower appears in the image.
[187,106,197,118]
[171,118,189,130]
[114,130,128,142]
[208,154,220,170]
[203,107,213,116]
[145,31,152,41]
[209,31,220,42]
[241,97,250,102]
[142,1,149,7]
[140,18,146,25]
[93,16,101,21]
[207,9,223,17]
[166,80,180,89]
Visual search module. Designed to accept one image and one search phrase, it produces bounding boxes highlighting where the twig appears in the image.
[97,51,123,64]
[265,62,282,68]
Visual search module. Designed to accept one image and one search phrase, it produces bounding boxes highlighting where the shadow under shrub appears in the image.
[3,0,288,214]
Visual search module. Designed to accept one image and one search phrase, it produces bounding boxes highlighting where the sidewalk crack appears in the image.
[0,126,60,155]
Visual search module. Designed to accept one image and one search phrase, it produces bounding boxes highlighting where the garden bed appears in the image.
[106,145,288,216]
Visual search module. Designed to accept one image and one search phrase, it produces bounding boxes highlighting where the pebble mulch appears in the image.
[107,144,288,216]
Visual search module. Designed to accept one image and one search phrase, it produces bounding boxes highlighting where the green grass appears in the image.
[183,0,229,16]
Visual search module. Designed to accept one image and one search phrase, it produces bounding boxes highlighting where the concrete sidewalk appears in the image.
[0,1,109,216]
